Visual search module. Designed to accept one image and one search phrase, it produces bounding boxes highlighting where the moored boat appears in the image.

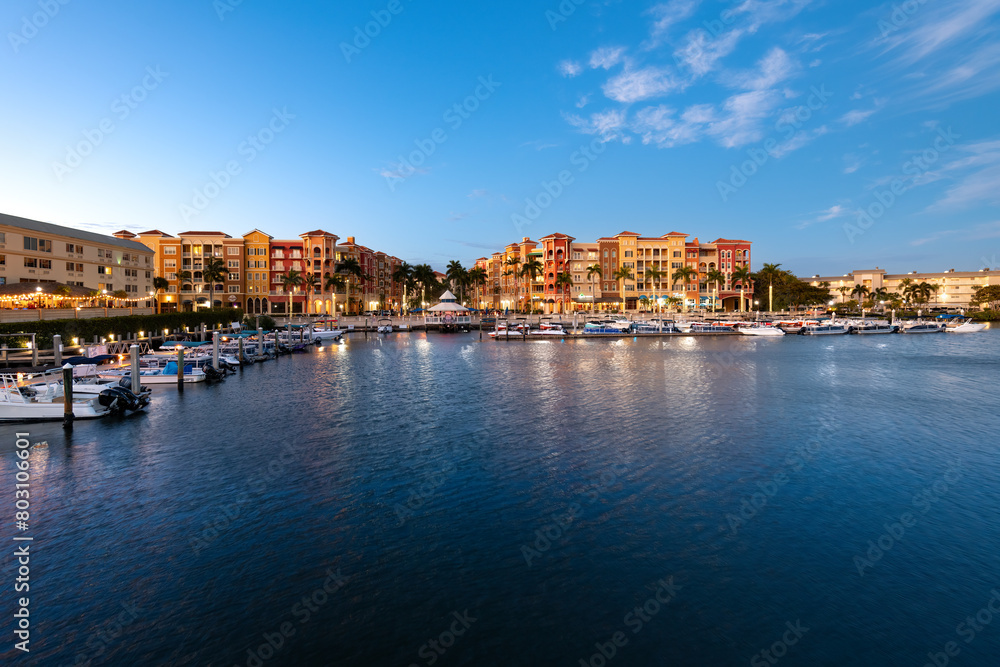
[799,321,851,335]
[852,321,899,335]
[0,374,113,422]
[739,324,785,336]
[899,321,944,334]
[945,319,987,333]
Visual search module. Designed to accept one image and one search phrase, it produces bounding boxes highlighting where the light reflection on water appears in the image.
[0,329,999,665]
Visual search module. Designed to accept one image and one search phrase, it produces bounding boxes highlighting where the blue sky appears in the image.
[2,0,999,275]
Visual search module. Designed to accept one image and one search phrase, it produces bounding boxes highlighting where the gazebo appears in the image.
[0,282,98,309]
[425,290,472,331]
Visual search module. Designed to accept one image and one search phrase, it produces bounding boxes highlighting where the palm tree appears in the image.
[586,264,602,315]
[612,265,633,312]
[851,284,870,307]
[302,272,320,315]
[412,264,437,310]
[665,296,682,312]
[339,257,364,314]
[671,266,698,313]
[325,273,346,317]
[467,267,488,309]
[555,271,574,313]
[757,263,783,312]
[519,259,544,312]
[446,260,467,303]
[644,266,663,319]
[731,265,753,313]
[898,278,914,306]
[870,286,889,309]
[705,269,725,313]
[837,286,851,304]
[203,257,227,310]
[152,276,169,314]
[392,262,414,313]
[280,269,303,316]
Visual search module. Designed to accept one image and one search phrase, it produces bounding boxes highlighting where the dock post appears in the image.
[287,321,292,348]
[62,363,75,429]
[53,335,62,366]
[32,334,38,367]
[212,332,220,369]
[200,324,206,342]
[130,344,140,394]
[238,338,244,368]
[177,348,184,392]
[257,327,263,358]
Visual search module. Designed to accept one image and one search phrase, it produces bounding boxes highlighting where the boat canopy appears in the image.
[65,355,117,365]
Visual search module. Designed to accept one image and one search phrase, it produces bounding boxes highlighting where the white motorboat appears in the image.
[312,328,344,342]
[852,321,899,335]
[376,318,394,334]
[739,324,785,336]
[529,322,566,336]
[0,374,112,422]
[99,361,207,384]
[799,321,851,335]
[899,321,944,334]
[945,319,987,333]
[776,320,818,334]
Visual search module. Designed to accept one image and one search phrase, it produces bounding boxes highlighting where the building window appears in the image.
[98,266,111,275]
[24,257,37,267]
[229,273,240,281]
[168,285,177,293]
[0,233,5,244]
[164,246,177,255]
[228,260,240,268]
[228,285,239,293]
[165,260,177,268]
[24,237,37,251]
[0,255,4,265]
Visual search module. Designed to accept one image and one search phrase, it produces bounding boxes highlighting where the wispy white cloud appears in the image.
[925,139,1000,210]
[564,109,631,143]
[843,153,864,174]
[589,46,628,70]
[576,94,592,108]
[645,0,701,47]
[796,203,850,229]
[603,66,682,103]
[558,60,583,77]
[721,47,797,90]
[468,189,488,199]
[673,29,744,78]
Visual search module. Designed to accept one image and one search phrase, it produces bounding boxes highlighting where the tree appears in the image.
[644,266,663,320]
[665,296,682,312]
[672,266,698,313]
[302,272,320,315]
[467,267,488,309]
[339,257,364,314]
[152,276,169,315]
[972,285,1000,310]
[412,264,437,310]
[837,286,850,303]
[705,269,725,313]
[203,257,227,310]
[898,278,914,306]
[324,273,346,317]
[586,264,602,315]
[851,284,870,307]
[446,260,468,303]
[612,265,633,312]
[392,262,414,313]
[520,259,544,312]
[555,272,574,313]
[731,265,753,313]
[756,263,783,311]
[280,269,303,315]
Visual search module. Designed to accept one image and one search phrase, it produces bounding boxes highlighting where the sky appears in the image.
[1,0,999,276]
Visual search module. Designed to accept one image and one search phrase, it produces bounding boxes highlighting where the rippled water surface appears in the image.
[2,328,1000,666]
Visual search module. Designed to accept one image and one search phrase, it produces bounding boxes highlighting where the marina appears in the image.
[2,326,998,665]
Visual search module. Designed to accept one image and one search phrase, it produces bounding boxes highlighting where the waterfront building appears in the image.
[0,213,154,302]
[243,230,272,314]
[301,230,341,314]
[487,231,752,313]
[136,230,244,312]
[269,238,306,314]
[808,267,997,310]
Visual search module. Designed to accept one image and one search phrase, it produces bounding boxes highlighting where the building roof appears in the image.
[0,212,154,253]
[711,238,752,244]
[178,231,232,237]
[615,231,641,237]
[242,229,274,240]
[539,232,575,240]
[137,229,175,238]
[300,229,339,238]
[663,231,688,236]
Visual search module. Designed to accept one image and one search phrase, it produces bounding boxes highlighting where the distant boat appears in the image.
[800,321,851,335]
[100,361,207,384]
[852,321,899,335]
[377,318,394,334]
[529,322,566,336]
[0,374,112,422]
[899,321,944,334]
[739,324,785,336]
[945,319,987,333]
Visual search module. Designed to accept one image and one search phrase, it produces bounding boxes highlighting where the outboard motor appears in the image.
[117,376,150,395]
[98,386,149,415]
[203,364,225,382]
